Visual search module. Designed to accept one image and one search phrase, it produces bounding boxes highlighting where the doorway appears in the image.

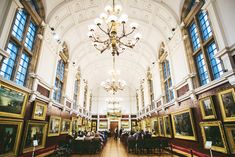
[110,121,118,137]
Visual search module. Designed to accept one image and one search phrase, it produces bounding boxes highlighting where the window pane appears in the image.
[198,11,212,41]
[15,53,30,86]
[188,22,200,52]
[12,10,27,41]
[24,21,37,51]
[195,52,209,85]
[56,59,65,81]
[206,42,223,79]
[0,42,19,80]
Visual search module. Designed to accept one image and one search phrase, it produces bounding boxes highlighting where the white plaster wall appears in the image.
[213,0,235,47]
[152,63,162,100]
[36,27,58,86]
[168,30,189,86]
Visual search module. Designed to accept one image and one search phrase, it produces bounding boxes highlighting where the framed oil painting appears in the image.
[92,121,97,127]
[159,117,165,137]
[163,115,172,138]
[71,117,78,135]
[121,120,129,128]
[22,121,48,153]
[60,119,71,134]
[0,118,23,157]
[0,82,28,118]
[224,124,235,154]
[200,121,228,153]
[199,96,217,120]
[99,121,108,129]
[152,119,159,136]
[77,117,82,126]
[48,116,61,137]
[171,108,196,141]
[131,120,137,127]
[218,88,235,122]
[82,118,87,126]
[32,100,47,120]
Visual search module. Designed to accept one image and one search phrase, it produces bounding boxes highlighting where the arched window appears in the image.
[182,0,223,86]
[136,91,139,112]
[73,72,81,110]
[140,82,145,108]
[158,42,174,103]
[0,1,44,86]
[147,67,154,105]
[53,42,69,103]
[89,93,92,112]
[83,81,88,109]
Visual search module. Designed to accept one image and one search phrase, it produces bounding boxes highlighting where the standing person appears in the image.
[114,127,118,140]
[119,128,123,138]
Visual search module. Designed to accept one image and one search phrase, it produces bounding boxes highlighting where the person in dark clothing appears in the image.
[114,127,118,140]
[119,128,123,138]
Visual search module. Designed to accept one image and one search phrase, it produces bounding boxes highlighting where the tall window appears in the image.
[186,3,223,86]
[162,60,174,102]
[73,73,81,110]
[140,84,145,108]
[53,59,65,102]
[147,68,154,105]
[83,82,88,109]
[0,9,38,86]
[89,94,92,112]
[136,92,139,112]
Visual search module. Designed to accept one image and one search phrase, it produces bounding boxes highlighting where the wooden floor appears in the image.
[71,138,179,157]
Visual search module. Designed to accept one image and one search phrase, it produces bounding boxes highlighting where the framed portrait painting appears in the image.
[32,101,47,120]
[199,96,217,120]
[152,119,159,136]
[171,108,196,141]
[200,121,228,153]
[0,82,28,118]
[224,124,235,154]
[60,119,71,134]
[163,115,172,138]
[0,118,23,157]
[218,88,235,122]
[48,116,61,137]
[159,117,165,137]
[22,121,48,153]
[121,120,129,128]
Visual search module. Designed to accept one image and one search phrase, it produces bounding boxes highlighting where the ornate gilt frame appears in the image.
[224,124,235,154]
[0,82,28,118]
[60,119,71,134]
[200,121,228,154]
[22,120,48,153]
[199,96,217,120]
[48,116,61,137]
[171,108,197,141]
[218,88,235,122]
[32,100,47,120]
[163,115,172,138]
[158,117,165,137]
[0,118,23,157]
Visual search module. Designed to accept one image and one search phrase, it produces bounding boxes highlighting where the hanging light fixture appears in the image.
[88,0,141,56]
[101,56,126,94]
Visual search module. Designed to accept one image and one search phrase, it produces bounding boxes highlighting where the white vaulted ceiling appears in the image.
[41,0,183,113]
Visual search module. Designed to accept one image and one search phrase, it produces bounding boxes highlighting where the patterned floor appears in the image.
[71,138,179,157]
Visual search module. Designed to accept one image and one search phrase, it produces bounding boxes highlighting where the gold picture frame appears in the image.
[32,100,47,120]
[200,121,228,154]
[0,82,28,119]
[159,117,165,137]
[22,120,48,153]
[60,119,71,134]
[151,117,159,136]
[171,108,196,141]
[199,96,217,120]
[163,115,172,138]
[121,120,129,128]
[48,116,61,137]
[224,124,235,154]
[0,118,23,157]
[218,88,235,122]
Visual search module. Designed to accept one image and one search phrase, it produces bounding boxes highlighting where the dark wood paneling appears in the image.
[37,84,50,97]
[177,84,189,97]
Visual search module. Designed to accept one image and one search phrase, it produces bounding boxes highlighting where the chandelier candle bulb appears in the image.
[105,5,112,13]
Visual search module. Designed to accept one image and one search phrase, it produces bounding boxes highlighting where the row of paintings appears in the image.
[199,88,235,121]
[151,108,235,154]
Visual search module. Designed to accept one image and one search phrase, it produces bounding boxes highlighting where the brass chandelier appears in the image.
[100,56,126,94]
[88,0,141,56]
